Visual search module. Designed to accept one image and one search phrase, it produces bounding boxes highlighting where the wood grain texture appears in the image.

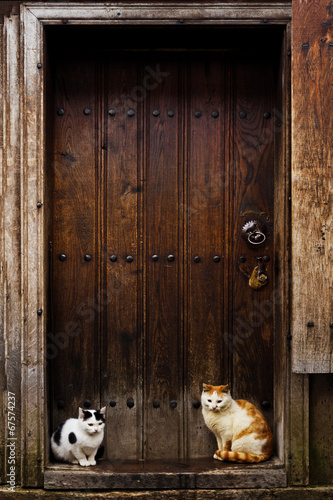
[186,55,227,459]
[309,374,333,485]
[292,0,333,373]
[102,55,142,462]
[50,55,100,426]
[145,55,183,460]
[231,55,275,425]
[21,7,45,486]
[49,47,278,463]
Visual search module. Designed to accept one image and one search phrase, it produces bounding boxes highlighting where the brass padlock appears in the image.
[249,266,267,289]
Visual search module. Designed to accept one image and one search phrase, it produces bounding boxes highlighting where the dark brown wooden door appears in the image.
[49,47,276,462]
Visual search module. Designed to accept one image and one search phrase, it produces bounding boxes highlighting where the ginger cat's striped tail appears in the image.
[214,450,270,464]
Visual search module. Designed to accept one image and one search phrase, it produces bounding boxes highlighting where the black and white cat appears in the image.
[51,407,106,466]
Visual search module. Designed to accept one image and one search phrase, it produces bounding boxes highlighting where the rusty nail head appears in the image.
[212,110,219,118]
[110,400,116,407]
[302,43,309,50]
[307,321,314,327]
[37,309,43,316]
[239,256,246,263]
[170,401,177,409]
[57,108,65,116]
[109,109,116,116]
[264,112,271,119]
[195,110,202,118]
[37,201,42,209]
[127,109,135,117]
[83,108,91,116]
[239,111,247,119]
[62,19,68,25]
[37,63,43,69]
[110,255,117,262]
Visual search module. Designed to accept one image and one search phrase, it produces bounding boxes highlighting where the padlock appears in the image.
[249,266,268,289]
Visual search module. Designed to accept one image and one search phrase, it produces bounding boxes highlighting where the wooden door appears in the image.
[49,47,276,462]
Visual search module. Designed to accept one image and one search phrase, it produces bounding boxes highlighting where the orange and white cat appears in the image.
[201,383,273,463]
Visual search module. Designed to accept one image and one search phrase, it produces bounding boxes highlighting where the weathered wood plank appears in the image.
[27,3,292,24]
[186,55,226,459]
[292,0,333,373]
[1,14,22,488]
[0,21,5,487]
[309,374,333,485]
[21,6,45,486]
[145,55,183,460]
[231,53,275,423]
[103,55,142,461]
[288,374,309,486]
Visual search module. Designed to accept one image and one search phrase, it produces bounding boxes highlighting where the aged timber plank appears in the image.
[292,0,333,373]
[2,14,22,487]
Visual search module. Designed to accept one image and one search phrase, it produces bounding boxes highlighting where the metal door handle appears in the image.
[242,220,267,246]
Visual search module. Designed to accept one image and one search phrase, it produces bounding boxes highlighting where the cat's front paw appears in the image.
[88,459,96,466]
[214,453,224,461]
[79,459,91,466]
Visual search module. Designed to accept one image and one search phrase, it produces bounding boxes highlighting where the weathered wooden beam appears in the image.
[0,13,22,488]
[26,2,292,24]
[20,6,45,487]
[292,1,333,373]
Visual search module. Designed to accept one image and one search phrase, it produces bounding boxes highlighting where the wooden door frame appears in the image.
[5,0,304,488]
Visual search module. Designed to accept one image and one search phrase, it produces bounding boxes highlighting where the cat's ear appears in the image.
[100,407,106,415]
[221,384,230,393]
[202,383,210,392]
[78,407,85,419]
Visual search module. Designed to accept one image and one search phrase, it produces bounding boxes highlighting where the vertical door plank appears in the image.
[102,55,142,461]
[231,56,275,421]
[144,56,183,460]
[51,55,99,426]
[292,0,333,373]
[186,55,226,458]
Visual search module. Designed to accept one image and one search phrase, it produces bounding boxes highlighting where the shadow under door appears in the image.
[49,47,276,463]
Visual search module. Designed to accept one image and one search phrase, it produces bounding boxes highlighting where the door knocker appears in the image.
[241,220,267,246]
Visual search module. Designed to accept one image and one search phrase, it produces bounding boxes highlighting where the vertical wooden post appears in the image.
[292,0,333,373]
[0,14,22,487]
[20,6,45,486]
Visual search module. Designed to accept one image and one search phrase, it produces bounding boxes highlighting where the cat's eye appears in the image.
[207,399,212,402]
[217,400,222,403]
[88,423,93,426]
[99,422,102,425]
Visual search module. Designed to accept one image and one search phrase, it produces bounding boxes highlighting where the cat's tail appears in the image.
[214,450,271,464]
